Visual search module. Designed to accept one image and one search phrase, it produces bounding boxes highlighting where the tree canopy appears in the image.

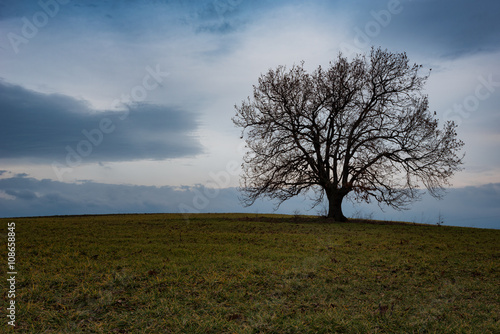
[233,48,464,221]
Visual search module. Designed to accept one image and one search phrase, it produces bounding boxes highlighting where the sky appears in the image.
[0,0,499,229]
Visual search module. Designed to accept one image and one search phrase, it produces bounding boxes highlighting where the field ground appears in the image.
[1,213,499,333]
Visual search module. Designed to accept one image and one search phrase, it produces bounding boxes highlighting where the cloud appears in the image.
[0,80,203,163]
[0,0,498,213]
[0,173,304,217]
[0,175,243,217]
[0,175,498,229]
[347,183,500,229]
[4,189,38,201]
[376,0,500,57]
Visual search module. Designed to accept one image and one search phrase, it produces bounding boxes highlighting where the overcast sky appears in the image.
[0,0,499,228]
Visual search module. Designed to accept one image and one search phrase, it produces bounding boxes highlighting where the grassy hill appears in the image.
[1,213,499,333]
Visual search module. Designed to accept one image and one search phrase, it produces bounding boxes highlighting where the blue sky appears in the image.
[0,0,499,228]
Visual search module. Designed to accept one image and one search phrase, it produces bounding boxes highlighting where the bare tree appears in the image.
[233,48,464,221]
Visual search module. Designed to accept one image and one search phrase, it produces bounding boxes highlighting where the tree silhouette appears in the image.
[233,48,464,221]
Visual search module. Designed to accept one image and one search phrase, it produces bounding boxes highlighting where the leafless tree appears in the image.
[233,48,464,221]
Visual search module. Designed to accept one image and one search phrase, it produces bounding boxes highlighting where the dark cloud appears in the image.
[0,174,309,218]
[185,0,302,35]
[184,0,500,58]
[0,175,244,217]
[3,0,498,59]
[4,189,38,201]
[347,183,500,229]
[368,0,500,57]
[0,80,203,163]
[415,0,500,55]
[0,175,498,229]
[0,0,36,20]
[175,1,248,36]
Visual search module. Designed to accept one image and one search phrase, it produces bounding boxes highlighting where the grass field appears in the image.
[1,213,499,333]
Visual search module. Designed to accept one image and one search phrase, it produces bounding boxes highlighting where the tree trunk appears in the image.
[326,189,348,222]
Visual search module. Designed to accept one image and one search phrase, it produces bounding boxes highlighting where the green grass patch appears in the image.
[1,213,499,333]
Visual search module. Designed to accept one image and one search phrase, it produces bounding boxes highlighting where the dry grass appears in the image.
[1,213,498,333]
